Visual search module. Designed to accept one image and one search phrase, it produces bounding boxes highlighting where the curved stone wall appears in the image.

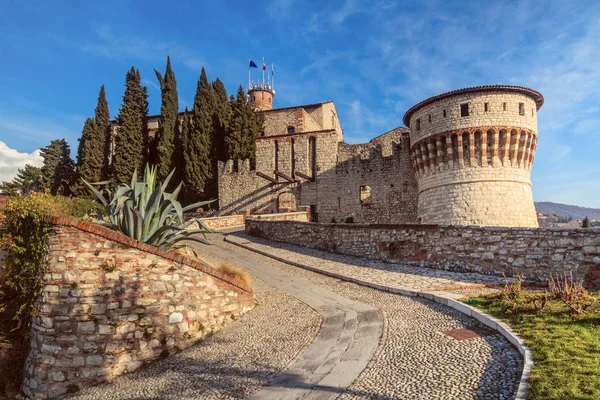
[405,88,542,227]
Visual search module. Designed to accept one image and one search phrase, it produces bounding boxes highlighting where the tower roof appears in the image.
[402,85,544,126]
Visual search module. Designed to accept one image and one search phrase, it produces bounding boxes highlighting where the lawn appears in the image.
[468,293,600,400]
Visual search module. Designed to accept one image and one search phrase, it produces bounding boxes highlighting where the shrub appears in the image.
[218,263,250,286]
[84,165,214,249]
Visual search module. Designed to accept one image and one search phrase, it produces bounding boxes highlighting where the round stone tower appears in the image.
[403,85,543,227]
[248,83,275,111]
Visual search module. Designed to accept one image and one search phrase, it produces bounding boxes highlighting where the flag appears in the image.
[249,60,258,68]
[262,62,267,71]
[271,64,274,76]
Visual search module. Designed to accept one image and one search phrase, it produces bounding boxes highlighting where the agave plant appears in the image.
[83,164,214,250]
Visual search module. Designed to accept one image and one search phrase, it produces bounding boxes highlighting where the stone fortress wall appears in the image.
[403,87,543,227]
[219,85,544,228]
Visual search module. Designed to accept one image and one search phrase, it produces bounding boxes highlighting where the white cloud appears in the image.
[0,141,43,183]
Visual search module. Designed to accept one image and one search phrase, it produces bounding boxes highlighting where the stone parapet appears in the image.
[245,220,600,289]
[21,216,254,399]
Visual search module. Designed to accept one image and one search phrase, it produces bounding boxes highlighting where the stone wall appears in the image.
[245,220,600,289]
[247,211,309,223]
[197,214,245,230]
[404,87,542,227]
[22,216,254,399]
[218,128,418,225]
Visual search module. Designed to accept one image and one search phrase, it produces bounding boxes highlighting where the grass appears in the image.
[468,293,600,400]
[217,263,250,286]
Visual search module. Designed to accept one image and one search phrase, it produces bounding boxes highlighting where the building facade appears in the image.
[218,85,543,227]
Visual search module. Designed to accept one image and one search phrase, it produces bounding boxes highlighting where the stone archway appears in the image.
[278,192,297,212]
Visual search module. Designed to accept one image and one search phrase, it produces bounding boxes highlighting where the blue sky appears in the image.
[0,0,599,207]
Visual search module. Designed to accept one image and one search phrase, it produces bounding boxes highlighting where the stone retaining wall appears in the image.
[22,216,255,399]
[246,211,309,223]
[245,220,600,289]
[196,214,245,230]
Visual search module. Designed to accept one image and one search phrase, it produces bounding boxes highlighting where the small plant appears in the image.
[218,263,250,285]
[500,273,525,311]
[549,271,596,315]
[100,259,116,272]
[65,384,80,394]
[582,216,591,228]
[230,314,237,320]
[83,164,215,250]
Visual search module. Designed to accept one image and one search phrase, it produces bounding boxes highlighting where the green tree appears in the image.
[154,56,179,181]
[89,85,112,181]
[112,67,149,184]
[183,67,213,202]
[207,77,230,199]
[0,164,42,196]
[39,139,75,195]
[582,216,591,228]
[224,88,245,165]
[224,85,265,169]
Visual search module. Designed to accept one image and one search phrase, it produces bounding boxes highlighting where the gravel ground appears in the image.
[66,275,321,399]
[221,239,523,400]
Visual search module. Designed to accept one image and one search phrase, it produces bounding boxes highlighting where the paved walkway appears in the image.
[225,232,505,298]
[202,237,383,400]
[216,234,522,399]
[68,232,522,399]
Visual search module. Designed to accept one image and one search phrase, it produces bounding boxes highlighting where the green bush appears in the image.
[84,164,214,249]
[0,191,95,397]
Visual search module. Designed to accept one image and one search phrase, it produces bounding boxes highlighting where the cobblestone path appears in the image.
[68,232,522,399]
[220,232,521,399]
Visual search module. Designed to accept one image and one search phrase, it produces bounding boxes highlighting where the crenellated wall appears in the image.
[218,128,418,225]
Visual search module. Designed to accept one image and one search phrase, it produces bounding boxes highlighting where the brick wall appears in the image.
[247,211,309,223]
[245,220,600,289]
[22,216,255,399]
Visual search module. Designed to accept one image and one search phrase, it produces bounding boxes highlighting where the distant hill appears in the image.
[535,202,600,220]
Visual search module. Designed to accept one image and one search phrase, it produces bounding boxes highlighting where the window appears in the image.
[360,185,372,205]
[503,102,507,111]
[519,102,525,116]
[532,108,534,117]
[484,103,489,112]
[253,96,256,101]
[428,114,432,123]
[443,109,447,118]
[309,137,317,177]
[269,97,271,103]
[460,103,469,117]
[416,118,421,131]
[291,139,296,178]
[287,126,295,134]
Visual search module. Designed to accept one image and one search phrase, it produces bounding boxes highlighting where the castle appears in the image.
[218,84,543,227]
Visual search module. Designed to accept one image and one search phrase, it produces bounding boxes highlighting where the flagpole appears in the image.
[248,59,250,92]
[272,63,274,92]
[262,57,265,89]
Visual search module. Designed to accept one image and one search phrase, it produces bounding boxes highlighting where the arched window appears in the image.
[287,126,295,135]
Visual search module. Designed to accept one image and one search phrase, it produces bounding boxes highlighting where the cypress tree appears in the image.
[224,87,246,165]
[154,56,179,181]
[89,86,112,181]
[207,78,230,200]
[224,85,265,169]
[39,139,75,196]
[112,67,149,184]
[183,67,214,202]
